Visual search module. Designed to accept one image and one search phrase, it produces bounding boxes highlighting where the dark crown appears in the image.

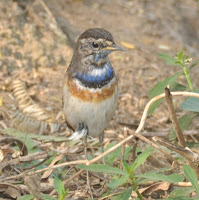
[78,28,114,42]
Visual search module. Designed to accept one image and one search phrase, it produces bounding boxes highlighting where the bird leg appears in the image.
[81,124,94,199]
[99,132,108,192]
[99,133,105,164]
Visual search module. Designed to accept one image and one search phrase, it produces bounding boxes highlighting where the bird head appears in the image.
[76,28,123,66]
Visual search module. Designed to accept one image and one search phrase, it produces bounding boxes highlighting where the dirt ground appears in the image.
[0,0,199,199]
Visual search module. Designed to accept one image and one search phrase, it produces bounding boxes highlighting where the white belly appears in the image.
[63,77,118,137]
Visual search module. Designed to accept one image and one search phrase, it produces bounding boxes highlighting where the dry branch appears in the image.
[164,88,186,147]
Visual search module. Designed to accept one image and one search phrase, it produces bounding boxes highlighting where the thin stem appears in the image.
[182,64,193,91]
[129,173,143,200]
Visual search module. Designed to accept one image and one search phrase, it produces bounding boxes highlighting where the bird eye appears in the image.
[92,42,99,49]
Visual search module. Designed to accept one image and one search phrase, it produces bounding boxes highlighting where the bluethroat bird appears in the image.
[63,28,123,197]
[63,28,123,148]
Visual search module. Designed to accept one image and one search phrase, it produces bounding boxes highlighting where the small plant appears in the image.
[78,146,185,199]
[167,165,199,199]
[149,52,199,139]
[121,148,152,200]
[183,164,199,195]
[54,177,69,200]
[79,147,151,199]
[17,177,69,200]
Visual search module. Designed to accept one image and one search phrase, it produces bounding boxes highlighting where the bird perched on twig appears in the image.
[63,28,123,197]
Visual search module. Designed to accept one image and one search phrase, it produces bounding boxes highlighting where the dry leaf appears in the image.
[24,174,42,200]
[41,154,65,179]
[132,182,170,197]
[0,183,21,198]
[120,41,136,49]
[0,137,28,156]
[5,186,21,198]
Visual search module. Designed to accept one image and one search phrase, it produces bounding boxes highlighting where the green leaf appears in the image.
[178,114,196,131]
[158,53,178,65]
[165,197,197,200]
[78,164,126,175]
[148,72,182,115]
[148,99,163,116]
[149,72,182,98]
[136,172,184,183]
[42,194,57,200]
[17,195,34,200]
[107,174,129,189]
[111,187,133,200]
[130,147,151,172]
[23,137,37,153]
[1,128,37,152]
[54,177,65,199]
[104,143,133,165]
[1,128,69,143]
[124,146,134,160]
[170,82,187,91]
[122,160,130,172]
[183,164,199,194]
[177,52,184,63]
[189,59,199,70]
[169,114,196,140]
[181,91,199,112]
[169,187,196,198]
[62,188,69,199]
[104,142,121,165]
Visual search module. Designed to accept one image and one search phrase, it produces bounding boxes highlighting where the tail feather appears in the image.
[68,122,88,140]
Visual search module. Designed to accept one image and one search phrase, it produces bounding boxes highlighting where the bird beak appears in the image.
[102,44,125,51]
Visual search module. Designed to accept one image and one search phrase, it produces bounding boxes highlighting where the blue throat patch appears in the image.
[75,63,114,88]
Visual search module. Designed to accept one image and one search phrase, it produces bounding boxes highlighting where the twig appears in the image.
[136,91,199,134]
[141,130,199,137]
[37,0,57,24]
[1,91,199,182]
[0,160,86,181]
[153,136,199,177]
[37,0,67,40]
[0,152,48,171]
[164,88,186,147]
[23,155,49,170]
[175,181,199,187]
[132,143,137,163]
[152,137,199,162]
[129,129,179,164]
